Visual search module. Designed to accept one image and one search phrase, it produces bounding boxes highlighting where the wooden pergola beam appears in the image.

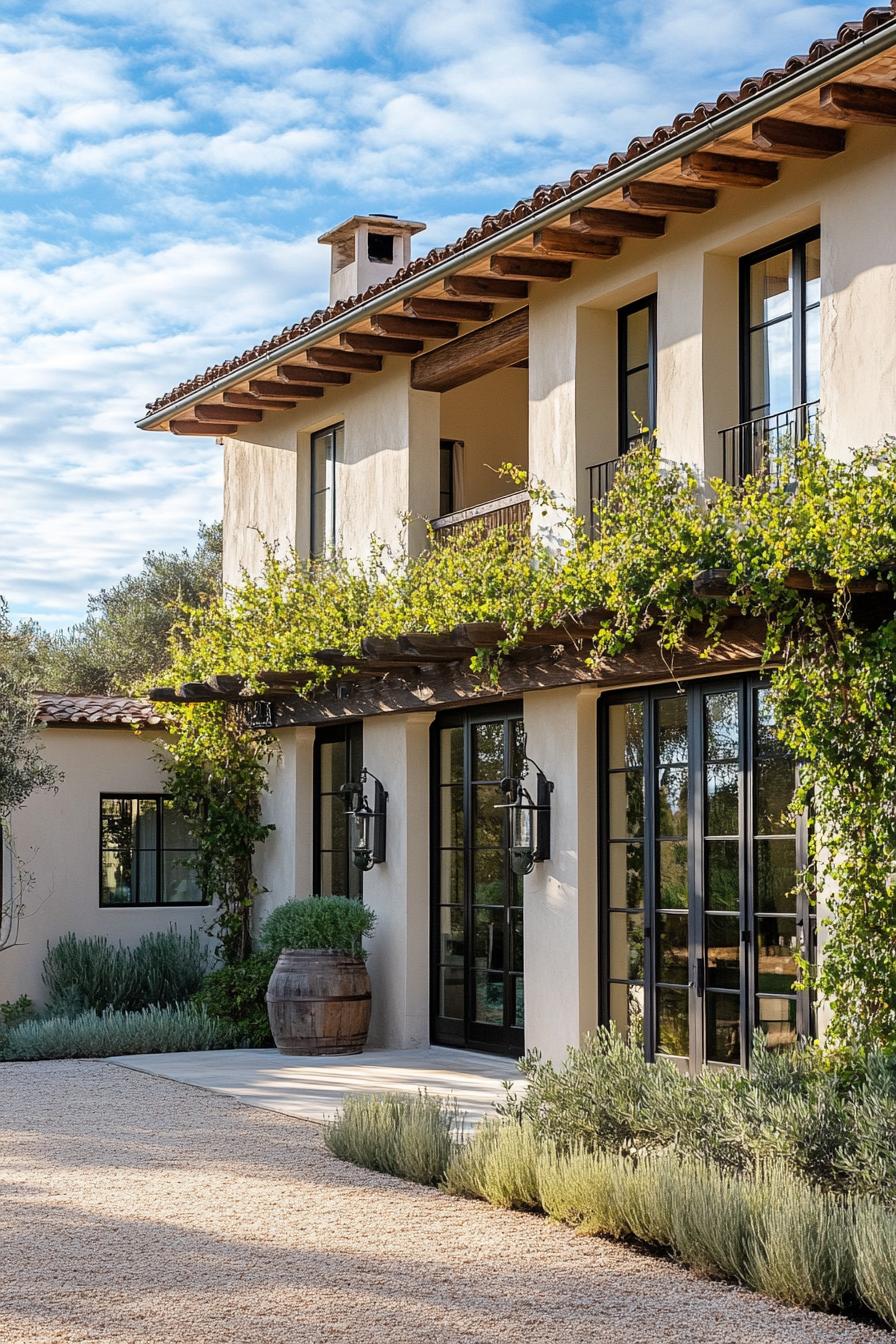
[195,403,262,423]
[410,306,528,394]
[820,80,896,124]
[276,364,351,385]
[568,206,666,238]
[340,331,424,354]
[531,228,621,260]
[249,379,324,399]
[444,274,529,300]
[681,151,778,187]
[751,116,846,157]
[170,419,237,435]
[623,180,717,212]
[490,254,572,281]
[372,312,459,340]
[404,295,493,323]
[304,348,383,372]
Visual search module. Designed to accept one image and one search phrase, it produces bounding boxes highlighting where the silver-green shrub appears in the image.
[442,1119,541,1209]
[747,1167,855,1311]
[854,1199,896,1327]
[0,1004,241,1060]
[42,928,209,1014]
[325,1092,459,1185]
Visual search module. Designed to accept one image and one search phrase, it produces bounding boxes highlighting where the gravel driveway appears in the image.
[0,1060,885,1344]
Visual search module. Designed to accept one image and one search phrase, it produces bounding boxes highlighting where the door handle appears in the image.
[695,956,705,997]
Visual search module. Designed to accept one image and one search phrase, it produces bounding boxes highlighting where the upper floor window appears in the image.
[100,795,203,906]
[618,296,657,456]
[314,724,363,899]
[742,227,820,424]
[311,422,343,557]
[439,438,461,517]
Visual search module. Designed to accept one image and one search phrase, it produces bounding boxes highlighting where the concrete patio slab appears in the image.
[109,1045,522,1128]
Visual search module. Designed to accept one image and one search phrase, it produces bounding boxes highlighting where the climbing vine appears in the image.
[159,440,896,1045]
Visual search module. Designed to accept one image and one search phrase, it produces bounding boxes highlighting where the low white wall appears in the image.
[2,728,214,1008]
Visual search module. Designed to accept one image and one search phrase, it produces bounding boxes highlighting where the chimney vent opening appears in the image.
[368,232,395,264]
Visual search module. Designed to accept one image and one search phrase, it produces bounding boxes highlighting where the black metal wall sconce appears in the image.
[496,754,553,876]
[340,767,388,871]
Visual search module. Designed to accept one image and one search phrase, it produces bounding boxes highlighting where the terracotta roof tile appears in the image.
[34,694,164,727]
[145,4,896,416]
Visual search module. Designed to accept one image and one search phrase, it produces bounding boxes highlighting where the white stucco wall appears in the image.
[1,728,214,1008]
[439,367,529,508]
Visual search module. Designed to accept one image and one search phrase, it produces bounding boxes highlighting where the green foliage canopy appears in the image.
[162,440,896,1047]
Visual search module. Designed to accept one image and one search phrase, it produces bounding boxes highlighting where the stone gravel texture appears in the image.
[0,1060,887,1343]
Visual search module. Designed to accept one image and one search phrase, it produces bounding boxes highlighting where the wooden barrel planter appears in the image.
[265,950,372,1055]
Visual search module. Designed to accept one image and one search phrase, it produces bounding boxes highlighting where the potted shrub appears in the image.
[259,896,376,1055]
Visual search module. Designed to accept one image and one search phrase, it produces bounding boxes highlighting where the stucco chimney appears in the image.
[317,214,427,305]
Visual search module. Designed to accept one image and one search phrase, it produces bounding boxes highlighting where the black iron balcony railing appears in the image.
[430,489,530,542]
[587,457,624,537]
[719,401,819,488]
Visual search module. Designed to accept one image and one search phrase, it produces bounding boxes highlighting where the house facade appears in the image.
[136,7,896,1068]
[2,697,211,1007]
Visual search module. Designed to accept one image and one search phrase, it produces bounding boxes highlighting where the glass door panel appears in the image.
[602,676,808,1074]
[432,706,524,1054]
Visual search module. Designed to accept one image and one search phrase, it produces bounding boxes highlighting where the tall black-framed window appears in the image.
[439,438,457,517]
[599,675,812,1073]
[99,795,204,906]
[310,422,343,557]
[741,227,820,424]
[618,295,657,455]
[314,723,363,898]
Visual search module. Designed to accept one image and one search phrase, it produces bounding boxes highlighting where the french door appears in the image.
[600,675,812,1072]
[431,705,525,1055]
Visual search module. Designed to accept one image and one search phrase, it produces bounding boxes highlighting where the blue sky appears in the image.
[0,0,848,626]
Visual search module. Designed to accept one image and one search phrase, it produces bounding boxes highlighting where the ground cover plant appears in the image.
[158,437,896,1049]
[0,1004,243,1060]
[325,1029,896,1330]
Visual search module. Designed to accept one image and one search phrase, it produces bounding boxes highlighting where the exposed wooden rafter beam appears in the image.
[410,306,528,394]
[751,116,846,157]
[622,180,717,212]
[371,312,459,340]
[249,379,324,399]
[195,403,262,423]
[403,295,493,323]
[170,419,238,435]
[304,347,383,372]
[819,80,896,124]
[276,365,350,385]
[681,151,779,187]
[224,391,298,409]
[532,228,621,260]
[567,206,666,238]
[340,331,424,354]
[444,274,529,300]
[490,254,572,281]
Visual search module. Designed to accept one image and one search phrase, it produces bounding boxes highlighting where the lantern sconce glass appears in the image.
[340,767,388,872]
[496,754,553,877]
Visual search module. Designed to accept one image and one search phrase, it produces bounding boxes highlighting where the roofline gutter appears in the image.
[138,17,896,430]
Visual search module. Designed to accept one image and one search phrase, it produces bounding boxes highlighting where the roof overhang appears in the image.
[137,13,896,432]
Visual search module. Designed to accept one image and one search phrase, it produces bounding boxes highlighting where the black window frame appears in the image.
[439,438,459,517]
[98,793,205,908]
[618,294,657,456]
[598,674,813,1073]
[739,225,821,424]
[313,723,364,899]
[310,422,343,557]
